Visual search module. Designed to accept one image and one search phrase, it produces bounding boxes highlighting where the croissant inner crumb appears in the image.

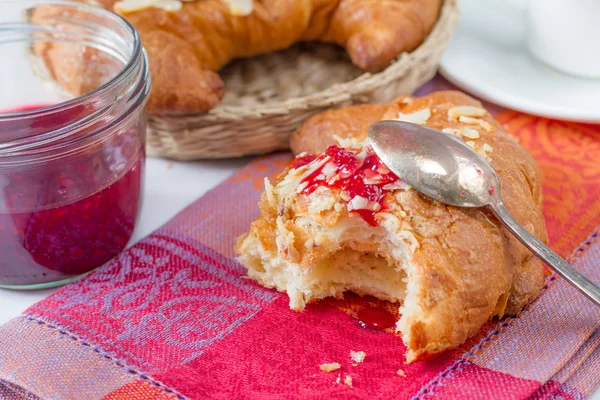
[240,216,412,311]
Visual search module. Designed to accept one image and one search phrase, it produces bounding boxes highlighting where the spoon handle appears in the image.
[490,200,600,306]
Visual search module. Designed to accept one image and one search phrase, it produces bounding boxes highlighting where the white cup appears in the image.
[522,0,600,79]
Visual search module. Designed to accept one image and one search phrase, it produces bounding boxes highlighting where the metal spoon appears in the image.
[368,120,600,306]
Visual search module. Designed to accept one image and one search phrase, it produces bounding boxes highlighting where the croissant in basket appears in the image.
[235,91,548,362]
[34,0,442,115]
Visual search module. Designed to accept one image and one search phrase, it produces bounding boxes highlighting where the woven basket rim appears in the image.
[161,0,459,121]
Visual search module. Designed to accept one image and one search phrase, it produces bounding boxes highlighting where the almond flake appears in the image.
[221,0,253,15]
[482,143,493,153]
[320,362,341,372]
[382,181,411,191]
[348,196,381,212]
[377,164,391,175]
[298,155,330,183]
[115,0,182,12]
[332,134,364,149]
[461,127,480,139]
[448,106,487,120]
[348,195,369,210]
[263,178,275,206]
[296,181,309,193]
[321,162,337,179]
[396,108,431,125]
[465,140,476,149]
[397,369,406,377]
[459,116,494,132]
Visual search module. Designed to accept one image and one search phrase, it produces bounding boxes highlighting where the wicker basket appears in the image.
[147,0,459,160]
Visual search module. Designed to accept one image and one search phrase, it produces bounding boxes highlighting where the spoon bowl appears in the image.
[368,120,600,306]
[369,120,498,208]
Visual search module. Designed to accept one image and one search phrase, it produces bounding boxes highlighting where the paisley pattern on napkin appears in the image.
[0,77,599,399]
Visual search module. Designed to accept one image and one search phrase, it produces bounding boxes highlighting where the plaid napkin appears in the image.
[1,77,599,399]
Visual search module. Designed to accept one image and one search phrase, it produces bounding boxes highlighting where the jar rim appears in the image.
[0,0,150,158]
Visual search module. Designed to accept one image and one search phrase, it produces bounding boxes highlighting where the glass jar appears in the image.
[0,0,151,289]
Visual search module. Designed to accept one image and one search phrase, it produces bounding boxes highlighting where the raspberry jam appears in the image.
[0,103,146,287]
[295,145,408,226]
[0,161,143,285]
[357,307,396,330]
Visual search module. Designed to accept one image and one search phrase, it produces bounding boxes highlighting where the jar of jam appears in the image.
[0,1,150,288]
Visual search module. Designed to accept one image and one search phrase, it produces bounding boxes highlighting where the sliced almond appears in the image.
[382,181,411,191]
[222,0,253,15]
[348,195,369,210]
[115,0,182,12]
[396,108,431,125]
[332,134,364,149]
[296,181,309,193]
[321,162,338,179]
[448,105,487,120]
[348,195,381,212]
[263,178,275,206]
[460,127,480,139]
[459,115,494,131]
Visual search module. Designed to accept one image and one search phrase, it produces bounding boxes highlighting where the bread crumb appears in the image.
[397,369,406,377]
[352,363,358,367]
[335,374,341,384]
[344,374,353,387]
[320,362,341,372]
[350,350,366,363]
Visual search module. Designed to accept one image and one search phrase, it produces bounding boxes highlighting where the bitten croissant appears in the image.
[33,0,441,115]
[236,91,548,362]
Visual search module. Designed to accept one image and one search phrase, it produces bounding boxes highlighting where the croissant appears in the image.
[236,91,548,362]
[34,0,441,115]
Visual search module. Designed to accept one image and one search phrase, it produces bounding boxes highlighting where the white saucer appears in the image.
[439,0,600,123]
